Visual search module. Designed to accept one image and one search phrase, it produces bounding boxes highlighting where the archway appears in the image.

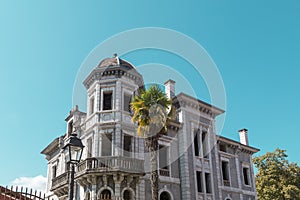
[160,191,171,200]
[121,187,135,200]
[99,189,111,200]
[123,189,132,200]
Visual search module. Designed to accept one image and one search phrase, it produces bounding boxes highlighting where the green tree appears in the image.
[131,85,173,200]
[253,148,300,200]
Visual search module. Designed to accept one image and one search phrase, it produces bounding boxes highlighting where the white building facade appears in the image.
[42,55,259,200]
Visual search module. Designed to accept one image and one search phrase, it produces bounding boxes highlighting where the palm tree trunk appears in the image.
[146,136,159,200]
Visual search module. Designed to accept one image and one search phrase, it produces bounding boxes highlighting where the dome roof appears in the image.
[83,54,144,89]
[97,54,135,70]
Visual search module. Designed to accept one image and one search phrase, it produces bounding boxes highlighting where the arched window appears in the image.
[99,189,111,200]
[160,191,171,200]
[123,189,132,200]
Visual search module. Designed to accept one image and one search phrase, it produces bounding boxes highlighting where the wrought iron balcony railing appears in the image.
[159,169,170,177]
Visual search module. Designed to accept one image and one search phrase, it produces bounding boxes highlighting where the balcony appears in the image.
[159,169,170,177]
[76,157,144,176]
[223,180,230,187]
[85,111,117,130]
[99,111,116,123]
[51,172,69,191]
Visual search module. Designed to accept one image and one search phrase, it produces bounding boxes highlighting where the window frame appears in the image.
[89,96,95,115]
[221,158,231,186]
[242,163,251,186]
[123,92,132,112]
[196,171,203,193]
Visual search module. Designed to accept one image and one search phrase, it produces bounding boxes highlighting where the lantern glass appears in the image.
[63,134,84,164]
[70,145,83,163]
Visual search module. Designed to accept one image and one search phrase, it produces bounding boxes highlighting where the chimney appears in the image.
[164,79,176,99]
[238,128,249,145]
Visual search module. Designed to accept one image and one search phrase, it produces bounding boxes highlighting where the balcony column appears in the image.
[113,174,124,199]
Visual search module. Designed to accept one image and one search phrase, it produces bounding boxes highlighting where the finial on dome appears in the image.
[114,53,120,65]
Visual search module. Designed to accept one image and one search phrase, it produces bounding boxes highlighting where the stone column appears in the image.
[115,80,121,110]
[114,125,122,156]
[94,127,99,157]
[87,176,97,200]
[91,184,97,200]
[113,174,123,199]
[178,110,191,199]
[96,83,101,111]
[137,178,145,200]
[235,147,243,200]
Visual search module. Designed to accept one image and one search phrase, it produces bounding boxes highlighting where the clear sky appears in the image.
[0,0,299,189]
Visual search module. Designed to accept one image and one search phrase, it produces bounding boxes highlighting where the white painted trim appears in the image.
[242,163,252,187]
[100,87,115,111]
[220,158,231,187]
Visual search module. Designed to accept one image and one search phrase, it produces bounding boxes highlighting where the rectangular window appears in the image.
[202,131,208,158]
[123,94,131,112]
[68,121,73,135]
[243,167,250,185]
[219,144,227,152]
[52,165,57,179]
[87,138,92,158]
[89,97,95,114]
[205,173,211,193]
[123,135,132,157]
[222,161,229,180]
[101,134,112,156]
[194,132,200,156]
[159,145,169,170]
[196,171,203,192]
[103,92,112,110]
[222,161,230,186]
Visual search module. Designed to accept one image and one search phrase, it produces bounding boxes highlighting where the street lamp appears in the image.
[63,133,84,200]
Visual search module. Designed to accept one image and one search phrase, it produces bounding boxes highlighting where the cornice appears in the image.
[217,135,260,154]
[173,93,224,118]
[83,67,144,90]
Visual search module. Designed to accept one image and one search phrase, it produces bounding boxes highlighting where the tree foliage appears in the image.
[131,85,173,200]
[253,148,300,200]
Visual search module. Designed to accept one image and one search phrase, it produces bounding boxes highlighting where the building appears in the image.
[41,55,259,200]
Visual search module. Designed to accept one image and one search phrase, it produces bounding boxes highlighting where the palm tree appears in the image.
[131,85,174,200]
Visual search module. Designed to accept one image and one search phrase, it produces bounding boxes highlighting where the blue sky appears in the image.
[0,1,299,188]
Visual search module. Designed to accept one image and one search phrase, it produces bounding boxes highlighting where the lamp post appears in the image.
[63,133,84,200]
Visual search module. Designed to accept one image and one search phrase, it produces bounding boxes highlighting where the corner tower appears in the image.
[76,54,145,200]
[43,55,146,200]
